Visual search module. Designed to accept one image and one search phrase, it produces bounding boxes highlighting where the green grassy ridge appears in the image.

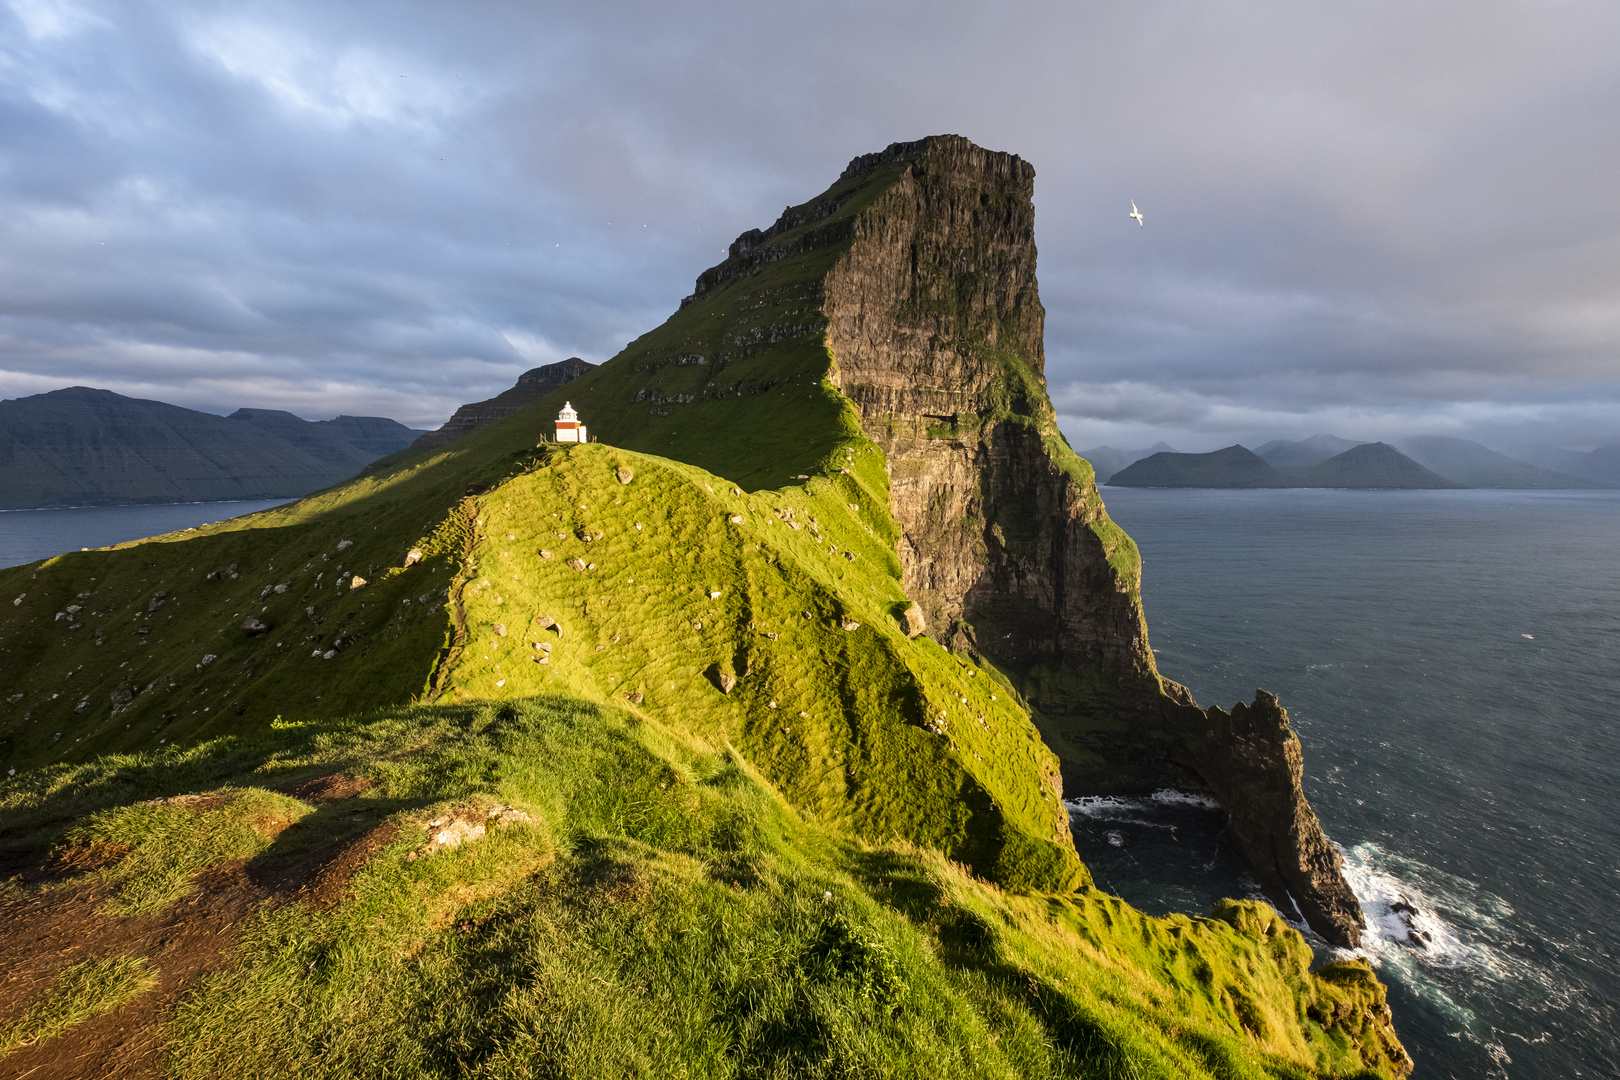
[2,696,1402,1078]
[0,405,1085,890]
[0,144,1407,1073]
[66,786,315,915]
[438,439,1080,888]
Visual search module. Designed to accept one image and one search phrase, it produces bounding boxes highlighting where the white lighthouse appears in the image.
[554,401,587,443]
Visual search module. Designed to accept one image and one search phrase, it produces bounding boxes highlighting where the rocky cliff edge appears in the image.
[717,134,1365,947]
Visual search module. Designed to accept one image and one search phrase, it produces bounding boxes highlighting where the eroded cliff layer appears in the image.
[757,135,1362,947]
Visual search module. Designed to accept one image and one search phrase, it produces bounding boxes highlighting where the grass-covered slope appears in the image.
[0,391,1080,892]
[0,140,1408,1076]
[2,696,1406,1078]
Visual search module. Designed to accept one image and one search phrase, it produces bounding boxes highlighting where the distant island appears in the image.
[1089,434,1614,489]
[0,386,427,510]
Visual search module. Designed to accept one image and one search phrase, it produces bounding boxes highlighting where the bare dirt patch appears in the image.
[275,773,375,804]
[0,864,258,1080]
[282,822,400,912]
[0,802,399,1078]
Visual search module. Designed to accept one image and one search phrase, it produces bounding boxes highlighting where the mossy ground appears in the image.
[3,696,1401,1078]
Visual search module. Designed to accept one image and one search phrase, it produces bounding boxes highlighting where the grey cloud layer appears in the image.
[2,0,1618,446]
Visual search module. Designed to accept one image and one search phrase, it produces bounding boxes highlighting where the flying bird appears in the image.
[1129,200,1144,227]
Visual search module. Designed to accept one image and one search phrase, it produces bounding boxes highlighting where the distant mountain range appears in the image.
[0,386,425,510]
[1086,434,1610,489]
[1511,442,1620,487]
[1110,442,1462,489]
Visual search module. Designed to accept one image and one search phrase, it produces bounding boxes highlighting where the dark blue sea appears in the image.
[0,500,291,570]
[1077,488,1620,1079]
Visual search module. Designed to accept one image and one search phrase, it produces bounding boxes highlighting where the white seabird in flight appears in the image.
[1129,200,1144,227]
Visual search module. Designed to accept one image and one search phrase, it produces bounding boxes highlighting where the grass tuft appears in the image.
[1,956,158,1055]
[63,787,314,914]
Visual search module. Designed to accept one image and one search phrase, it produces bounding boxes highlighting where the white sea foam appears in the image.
[1065,789,1221,820]
[1341,842,1483,971]
[1063,794,1149,818]
[1149,788,1220,811]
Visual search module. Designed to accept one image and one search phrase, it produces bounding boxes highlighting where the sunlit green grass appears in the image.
[2,695,1402,1079]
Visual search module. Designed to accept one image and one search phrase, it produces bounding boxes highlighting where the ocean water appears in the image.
[1083,487,1620,1079]
[0,500,292,570]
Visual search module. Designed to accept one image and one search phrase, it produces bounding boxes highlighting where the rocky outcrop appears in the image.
[724,135,1365,946]
[1181,691,1365,947]
[411,357,594,451]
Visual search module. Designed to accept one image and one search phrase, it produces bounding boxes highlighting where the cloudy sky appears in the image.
[4,0,1619,452]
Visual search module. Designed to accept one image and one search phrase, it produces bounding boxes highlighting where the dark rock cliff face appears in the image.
[780,135,1364,947]
[412,357,594,451]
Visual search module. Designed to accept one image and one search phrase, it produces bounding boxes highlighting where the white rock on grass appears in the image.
[411,805,536,859]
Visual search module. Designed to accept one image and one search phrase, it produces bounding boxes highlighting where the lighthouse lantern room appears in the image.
[554,401,587,443]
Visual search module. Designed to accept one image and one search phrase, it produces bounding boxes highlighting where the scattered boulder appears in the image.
[337,540,353,551]
[404,548,423,566]
[149,590,169,611]
[409,804,536,860]
[707,666,737,694]
[349,576,367,590]
[624,691,643,704]
[423,817,484,852]
[616,465,634,484]
[840,619,861,632]
[567,558,586,571]
[493,623,507,637]
[902,602,926,639]
[242,616,269,635]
